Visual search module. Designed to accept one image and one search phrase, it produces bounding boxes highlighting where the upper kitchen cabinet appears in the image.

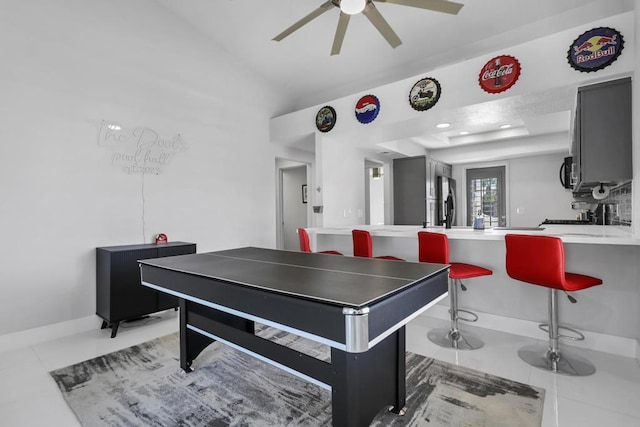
[572,77,632,193]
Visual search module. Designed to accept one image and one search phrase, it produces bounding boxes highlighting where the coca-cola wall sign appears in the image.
[567,27,624,73]
[478,55,521,94]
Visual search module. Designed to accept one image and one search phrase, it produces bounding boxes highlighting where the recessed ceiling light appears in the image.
[107,124,122,130]
[436,122,451,129]
[459,131,469,135]
[500,124,512,129]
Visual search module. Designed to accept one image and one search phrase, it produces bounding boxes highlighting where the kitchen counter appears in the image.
[309,224,638,245]
[306,225,640,358]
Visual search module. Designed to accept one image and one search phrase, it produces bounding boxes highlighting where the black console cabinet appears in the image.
[96,242,196,337]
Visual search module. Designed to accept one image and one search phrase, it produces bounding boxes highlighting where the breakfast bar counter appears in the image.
[305,225,640,359]
[309,224,640,245]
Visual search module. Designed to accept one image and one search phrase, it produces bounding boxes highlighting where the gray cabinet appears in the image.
[573,77,632,193]
[393,156,426,225]
[393,156,452,226]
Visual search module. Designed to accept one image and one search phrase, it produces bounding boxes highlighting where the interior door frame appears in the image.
[276,160,309,250]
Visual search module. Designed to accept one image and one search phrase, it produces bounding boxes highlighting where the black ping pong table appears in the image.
[139,247,448,427]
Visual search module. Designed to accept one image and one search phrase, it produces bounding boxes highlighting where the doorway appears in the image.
[466,166,506,227]
[278,162,308,250]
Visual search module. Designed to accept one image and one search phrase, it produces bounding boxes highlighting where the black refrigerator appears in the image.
[437,175,457,227]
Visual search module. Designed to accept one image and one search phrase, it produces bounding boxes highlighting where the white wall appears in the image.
[509,153,578,225]
[316,135,367,227]
[0,0,287,336]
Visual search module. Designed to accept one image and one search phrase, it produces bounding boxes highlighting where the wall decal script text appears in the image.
[97,121,189,175]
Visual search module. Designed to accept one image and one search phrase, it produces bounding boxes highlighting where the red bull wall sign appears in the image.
[478,55,521,94]
[567,27,624,73]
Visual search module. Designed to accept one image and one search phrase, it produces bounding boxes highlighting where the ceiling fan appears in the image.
[273,0,464,55]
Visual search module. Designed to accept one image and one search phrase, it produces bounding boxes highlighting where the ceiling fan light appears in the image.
[340,0,366,15]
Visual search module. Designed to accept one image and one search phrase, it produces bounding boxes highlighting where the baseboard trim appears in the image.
[0,315,100,354]
[423,304,638,359]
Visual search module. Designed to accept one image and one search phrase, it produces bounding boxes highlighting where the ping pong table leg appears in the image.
[330,327,407,426]
[179,299,215,372]
[179,299,256,373]
[390,326,407,415]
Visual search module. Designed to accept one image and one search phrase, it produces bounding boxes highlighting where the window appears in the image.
[466,166,506,227]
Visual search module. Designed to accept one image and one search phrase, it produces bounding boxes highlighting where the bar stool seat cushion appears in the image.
[376,255,405,261]
[449,262,493,280]
[319,250,344,255]
[563,273,603,291]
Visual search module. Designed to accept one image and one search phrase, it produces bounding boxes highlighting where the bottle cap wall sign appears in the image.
[315,106,337,132]
[409,77,441,111]
[567,27,623,73]
[355,94,380,124]
[478,55,521,94]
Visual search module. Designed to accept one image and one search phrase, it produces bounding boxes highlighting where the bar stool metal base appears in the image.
[518,288,596,376]
[518,344,596,376]
[428,277,484,350]
[428,327,484,350]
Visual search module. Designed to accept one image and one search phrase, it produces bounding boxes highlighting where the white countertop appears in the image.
[309,224,639,245]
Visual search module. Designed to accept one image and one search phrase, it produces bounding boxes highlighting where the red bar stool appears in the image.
[297,228,343,255]
[505,234,602,376]
[418,231,492,350]
[352,229,405,261]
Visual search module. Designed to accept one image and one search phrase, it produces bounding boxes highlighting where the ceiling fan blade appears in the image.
[375,0,464,15]
[273,1,337,41]
[331,12,350,55]
[362,2,402,48]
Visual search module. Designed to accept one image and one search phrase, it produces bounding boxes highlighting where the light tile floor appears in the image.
[408,316,640,427]
[1,311,639,426]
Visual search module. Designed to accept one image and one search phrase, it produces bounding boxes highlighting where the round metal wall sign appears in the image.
[315,106,337,132]
[478,55,521,94]
[409,77,441,111]
[567,27,624,73]
[355,94,380,124]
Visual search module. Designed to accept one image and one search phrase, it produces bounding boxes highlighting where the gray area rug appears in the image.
[50,327,544,426]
